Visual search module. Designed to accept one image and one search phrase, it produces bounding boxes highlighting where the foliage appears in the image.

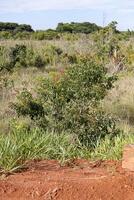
[33,30,60,40]
[0,43,74,71]
[0,31,13,39]
[12,60,119,146]
[0,22,34,32]
[0,129,80,173]
[56,22,101,34]
[91,21,126,70]
[91,132,134,160]
[0,21,133,41]
[0,127,132,173]
[0,21,134,173]
[14,32,31,40]
[0,44,45,71]
[42,45,64,66]
[9,44,27,69]
[107,21,119,34]
[13,88,44,120]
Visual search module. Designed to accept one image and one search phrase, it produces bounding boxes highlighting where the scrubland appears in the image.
[0,22,134,173]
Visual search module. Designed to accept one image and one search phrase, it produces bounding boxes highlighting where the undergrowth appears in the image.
[0,128,133,173]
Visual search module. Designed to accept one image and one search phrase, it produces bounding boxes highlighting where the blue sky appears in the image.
[0,0,134,30]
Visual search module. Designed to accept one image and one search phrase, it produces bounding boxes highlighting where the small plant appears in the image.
[43,45,63,66]
[34,55,45,68]
[9,44,27,68]
[12,88,45,120]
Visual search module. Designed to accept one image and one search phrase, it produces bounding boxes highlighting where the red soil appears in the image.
[0,159,134,200]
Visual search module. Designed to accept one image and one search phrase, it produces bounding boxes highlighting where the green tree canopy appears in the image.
[56,22,101,34]
[0,22,34,32]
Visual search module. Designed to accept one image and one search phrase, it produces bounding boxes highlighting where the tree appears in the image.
[56,22,101,34]
[0,22,34,33]
[107,21,119,33]
[14,24,34,32]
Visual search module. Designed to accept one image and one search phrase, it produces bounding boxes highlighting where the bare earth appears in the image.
[0,160,134,200]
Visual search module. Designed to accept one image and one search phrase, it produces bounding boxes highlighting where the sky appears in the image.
[0,0,134,30]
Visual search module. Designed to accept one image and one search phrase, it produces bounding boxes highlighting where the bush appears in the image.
[43,45,63,66]
[12,60,119,147]
[9,44,27,68]
[12,88,44,120]
[0,44,45,71]
[33,55,45,68]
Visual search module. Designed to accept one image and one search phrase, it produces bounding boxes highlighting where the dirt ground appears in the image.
[0,159,134,200]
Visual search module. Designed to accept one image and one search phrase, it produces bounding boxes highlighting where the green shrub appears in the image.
[12,60,119,147]
[56,22,101,34]
[12,88,44,120]
[9,44,27,69]
[43,45,63,66]
[33,55,45,68]
[0,31,13,39]
[0,22,33,32]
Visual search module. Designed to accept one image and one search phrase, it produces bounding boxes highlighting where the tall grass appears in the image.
[91,133,134,160]
[0,129,80,173]
[103,74,134,133]
[0,128,133,173]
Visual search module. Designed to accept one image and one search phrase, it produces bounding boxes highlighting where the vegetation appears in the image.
[12,60,118,147]
[56,22,101,33]
[0,21,126,40]
[0,22,34,32]
[0,128,133,173]
[0,21,134,173]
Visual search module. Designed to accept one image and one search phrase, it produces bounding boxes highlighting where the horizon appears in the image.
[0,0,134,31]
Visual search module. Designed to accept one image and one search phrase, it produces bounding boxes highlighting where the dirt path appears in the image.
[0,160,134,200]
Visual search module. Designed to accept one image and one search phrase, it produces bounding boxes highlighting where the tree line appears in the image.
[0,21,101,34]
[0,22,34,32]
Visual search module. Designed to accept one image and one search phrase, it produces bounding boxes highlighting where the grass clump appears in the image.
[91,133,134,160]
[0,128,79,173]
[0,128,133,173]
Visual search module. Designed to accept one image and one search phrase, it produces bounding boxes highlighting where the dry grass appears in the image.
[0,67,48,132]
[103,74,134,132]
[0,37,94,55]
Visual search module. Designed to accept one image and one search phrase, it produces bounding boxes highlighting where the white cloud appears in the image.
[0,0,134,13]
